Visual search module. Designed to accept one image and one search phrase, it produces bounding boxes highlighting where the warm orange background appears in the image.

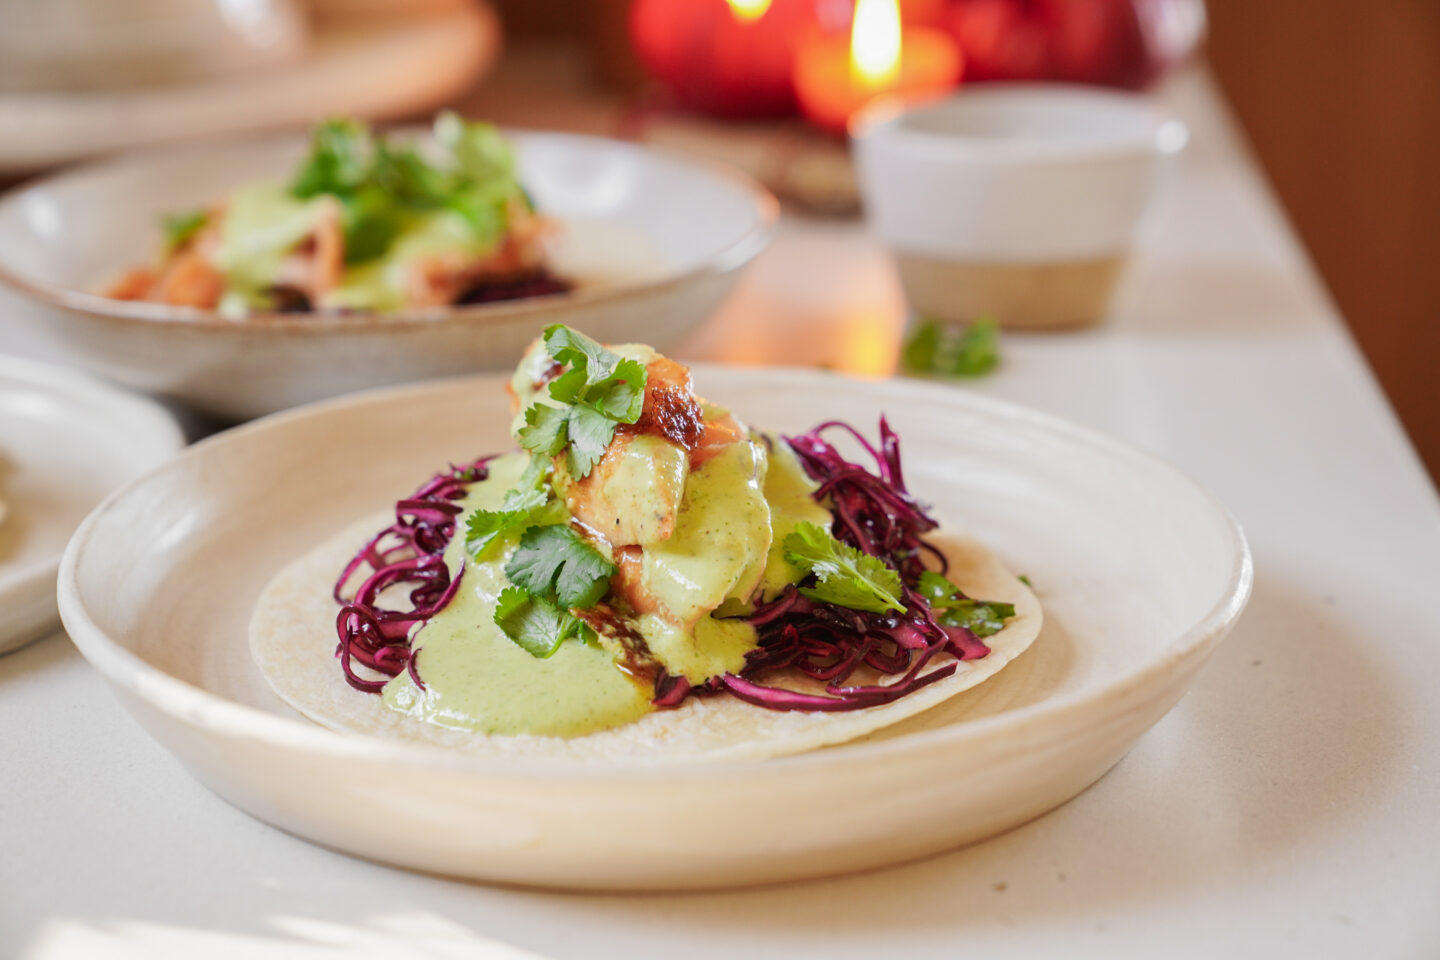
[504,0,1440,481]
[1205,0,1440,482]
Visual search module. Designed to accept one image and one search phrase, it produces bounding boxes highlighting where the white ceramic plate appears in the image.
[58,369,1250,890]
[0,356,183,654]
[0,133,775,421]
[0,2,500,174]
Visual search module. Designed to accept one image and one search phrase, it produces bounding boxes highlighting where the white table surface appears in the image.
[3,69,1439,959]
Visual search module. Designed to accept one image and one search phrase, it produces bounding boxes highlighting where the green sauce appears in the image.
[215,181,486,313]
[323,209,484,312]
[760,439,833,599]
[382,454,652,737]
[216,182,331,310]
[381,431,827,738]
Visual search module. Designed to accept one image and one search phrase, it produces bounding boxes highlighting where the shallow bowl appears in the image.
[58,368,1250,890]
[0,132,774,420]
[0,356,182,654]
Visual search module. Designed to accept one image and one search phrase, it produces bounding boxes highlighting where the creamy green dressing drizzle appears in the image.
[215,181,486,314]
[382,423,827,738]
[382,453,653,737]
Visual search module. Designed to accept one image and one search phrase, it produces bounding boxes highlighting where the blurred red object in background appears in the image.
[944,0,1205,89]
[629,0,819,117]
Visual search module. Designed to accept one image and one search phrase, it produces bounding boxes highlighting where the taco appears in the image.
[250,325,1041,762]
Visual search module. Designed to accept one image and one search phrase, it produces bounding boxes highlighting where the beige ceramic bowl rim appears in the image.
[1,352,186,585]
[0,129,779,334]
[850,83,1190,166]
[58,368,1252,782]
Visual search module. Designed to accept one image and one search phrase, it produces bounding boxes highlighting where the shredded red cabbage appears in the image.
[330,418,993,714]
[333,458,491,693]
[784,417,944,582]
[711,418,991,712]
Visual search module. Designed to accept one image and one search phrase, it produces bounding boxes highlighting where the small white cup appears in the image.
[853,85,1188,329]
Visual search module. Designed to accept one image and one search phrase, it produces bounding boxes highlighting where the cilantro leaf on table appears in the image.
[902,317,1001,379]
[504,524,616,610]
[493,586,591,659]
[515,325,649,479]
[162,210,209,251]
[917,570,1016,638]
[784,522,905,614]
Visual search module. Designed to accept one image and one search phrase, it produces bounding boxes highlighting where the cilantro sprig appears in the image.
[464,487,559,559]
[916,570,1015,638]
[463,457,561,559]
[783,522,905,614]
[287,112,527,266]
[517,325,648,479]
[504,524,616,610]
[490,523,616,658]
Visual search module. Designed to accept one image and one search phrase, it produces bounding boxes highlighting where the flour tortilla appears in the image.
[250,513,1042,764]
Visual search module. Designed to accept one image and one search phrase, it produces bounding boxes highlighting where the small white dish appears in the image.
[0,356,183,655]
[0,132,775,421]
[0,1,499,174]
[59,368,1250,889]
[852,85,1188,328]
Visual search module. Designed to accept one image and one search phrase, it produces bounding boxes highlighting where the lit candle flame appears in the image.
[850,0,902,88]
[725,0,772,22]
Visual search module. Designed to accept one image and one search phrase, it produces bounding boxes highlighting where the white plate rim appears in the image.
[0,129,779,333]
[1,354,185,649]
[57,367,1252,779]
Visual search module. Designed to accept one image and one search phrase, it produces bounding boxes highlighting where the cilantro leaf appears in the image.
[564,404,618,479]
[504,524,616,610]
[917,570,1016,638]
[543,324,623,385]
[339,184,402,264]
[916,570,959,604]
[291,118,372,199]
[447,181,509,248]
[784,521,904,614]
[162,210,209,251]
[435,111,517,186]
[463,486,550,559]
[515,452,554,492]
[545,366,589,405]
[900,317,942,372]
[590,357,648,421]
[902,317,1001,379]
[515,325,650,479]
[285,114,530,265]
[372,142,450,208]
[517,403,570,457]
[493,586,590,659]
